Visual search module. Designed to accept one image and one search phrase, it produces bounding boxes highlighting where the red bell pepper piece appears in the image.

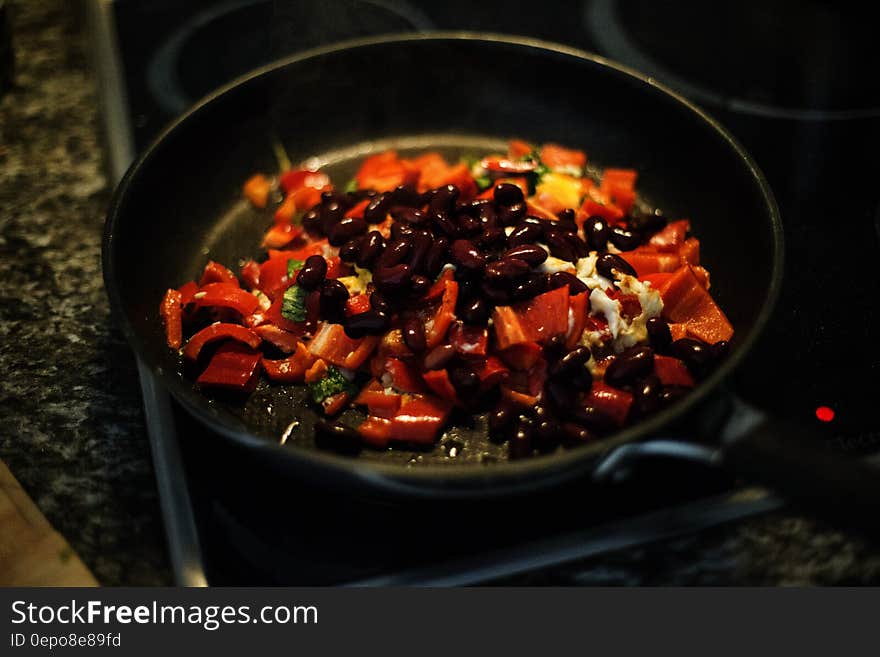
[648,220,691,252]
[507,139,534,159]
[692,265,710,289]
[525,199,559,221]
[274,194,297,224]
[321,391,351,416]
[304,358,328,384]
[385,357,427,393]
[659,265,733,344]
[474,356,510,391]
[601,168,637,188]
[345,199,370,219]
[199,261,239,287]
[654,355,695,387]
[355,151,418,192]
[639,272,674,289]
[501,385,541,408]
[492,286,570,349]
[243,173,271,208]
[240,260,261,291]
[425,279,459,349]
[159,288,183,349]
[280,169,331,211]
[254,324,301,353]
[422,369,458,403]
[264,293,306,333]
[345,293,372,317]
[566,291,589,349]
[600,169,637,215]
[388,395,453,444]
[358,415,393,448]
[258,249,310,300]
[308,322,379,369]
[194,282,259,317]
[197,343,262,392]
[479,155,537,175]
[261,341,314,383]
[621,250,680,276]
[353,379,402,418]
[424,266,455,301]
[678,237,700,265]
[539,143,587,170]
[585,381,634,428]
[262,222,303,249]
[183,323,261,361]
[449,321,488,358]
[499,341,543,370]
[578,187,625,225]
[177,281,199,307]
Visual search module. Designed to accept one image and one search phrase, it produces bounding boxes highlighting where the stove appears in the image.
[88,0,880,584]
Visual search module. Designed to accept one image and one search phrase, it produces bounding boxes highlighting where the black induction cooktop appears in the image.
[92,0,880,584]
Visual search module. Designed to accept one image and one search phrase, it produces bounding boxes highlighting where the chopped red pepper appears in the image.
[194,282,259,317]
[344,293,372,317]
[159,288,183,350]
[183,323,261,361]
[621,249,680,276]
[507,139,534,159]
[199,261,239,287]
[654,355,695,387]
[499,341,543,370]
[474,356,510,391]
[585,381,634,427]
[388,395,453,444]
[304,358,328,383]
[253,324,301,353]
[308,322,379,369]
[274,194,297,224]
[425,279,459,349]
[177,281,199,307]
[480,155,537,175]
[566,291,589,349]
[422,369,458,403]
[539,143,587,170]
[449,321,488,358]
[196,343,262,392]
[648,220,691,252]
[353,379,402,418]
[578,187,625,225]
[243,173,271,208]
[262,222,303,249]
[492,286,570,349]
[280,169,331,210]
[385,357,427,393]
[262,341,314,383]
[358,415,393,448]
[345,199,370,219]
[355,151,418,192]
[321,391,350,416]
[240,260,261,291]
[659,265,733,344]
[679,237,700,265]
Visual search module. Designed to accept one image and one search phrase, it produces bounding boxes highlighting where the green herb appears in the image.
[281,285,308,322]
[344,178,359,193]
[522,149,550,178]
[309,366,356,403]
[286,258,305,278]
[474,174,492,190]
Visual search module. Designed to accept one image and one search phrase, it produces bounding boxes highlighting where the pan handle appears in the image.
[720,397,880,537]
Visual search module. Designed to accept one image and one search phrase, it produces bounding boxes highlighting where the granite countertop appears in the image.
[2,0,879,586]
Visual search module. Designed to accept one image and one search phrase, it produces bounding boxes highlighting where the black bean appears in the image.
[545,231,578,262]
[671,338,713,375]
[410,274,431,297]
[584,216,609,251]
[369,292,390,315]
[451,239,486,271]
[507,221,543,247]
[424,237,449,278]
[549,346,592,378]
[301,207,322,234]
[632,374,662,417]
[327,216,367,246]
[402,315,427,352]
[458,213,482,236]
[609,226,642,251]
[339,236,363,263]
[497,202,526,226]
[390,221,414,240]
[372,263,412,294]
[458,296,489,325]
[548,271,589,295]
[390,184,421,207]
[343,309,389,338]
[357,230,386,269]
[605,346,655,387]
[321,190,350,207]
[314,420,361,455]
[659,385,690,406]
[488,402,517,437]
[391,206,427,224]
[572,404,617,432]
[512,273,549,300]
[596,252,637,279]
[429,184,460,214]
[494,182,525,206]
[296,254,327,290]
[629,208,667,234]
[713,340,730,361]
[485,257,531,283]
[406,230,433,273]
[477,203,497,227]
[503,244,548,267]
[429,209,460,238]
[449,366,480,398]
[646,317,673,352]
[546,379,577,410]
[424,343,455,371]
[375,237,412,268]
[479,226,506,248]
[319,200,344,235]
[480,278,512,305]
[561,422,593,446]
[508,415,534,459]
[363,192,392,224]
[559,228,589,257]
[319,279,350,323]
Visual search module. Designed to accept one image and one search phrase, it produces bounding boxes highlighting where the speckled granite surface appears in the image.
[2,0,880,586]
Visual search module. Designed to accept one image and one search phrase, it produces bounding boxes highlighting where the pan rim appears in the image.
[103,32,784,496]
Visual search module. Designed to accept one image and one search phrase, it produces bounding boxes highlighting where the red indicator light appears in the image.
[815,406,835,423]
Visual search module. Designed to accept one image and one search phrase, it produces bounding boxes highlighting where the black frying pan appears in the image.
[104,35,880,530]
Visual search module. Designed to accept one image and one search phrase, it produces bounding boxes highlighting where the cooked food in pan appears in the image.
[159,141,732,458]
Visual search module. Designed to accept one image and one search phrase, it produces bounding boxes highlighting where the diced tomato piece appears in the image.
[159,289,183,350]
[388,396,452,444]
[507,139,534,159]
[499,341,543,370]
[359,415,393,448]
[345,293,372,317]
[566,291,589,349]
[240,260,261,291]
[659,265,734,344]
[539,143,587,171]
[654,355,695,387]
[261,341,314,383]
[679,237,700,265]
[183,323,261,361]
[449,322,488,358]
[585,381,633,428]
[308,322,379,369]
[649,219,691,252]
[243,173,271,208]
[422,369,458,403]
[197,343,261,392]
[624,250,681,276]
[474,356,510,391]
[262,222,303,249]
[492,286,570,349]
[425,279,459,349]
[194,282,259,316]
[254,324,301,353]
[199,261,239,287]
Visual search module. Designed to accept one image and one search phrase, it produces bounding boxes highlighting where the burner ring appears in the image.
[584,0,880,121]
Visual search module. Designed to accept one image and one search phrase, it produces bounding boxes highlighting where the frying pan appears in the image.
[104,35,880,530]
